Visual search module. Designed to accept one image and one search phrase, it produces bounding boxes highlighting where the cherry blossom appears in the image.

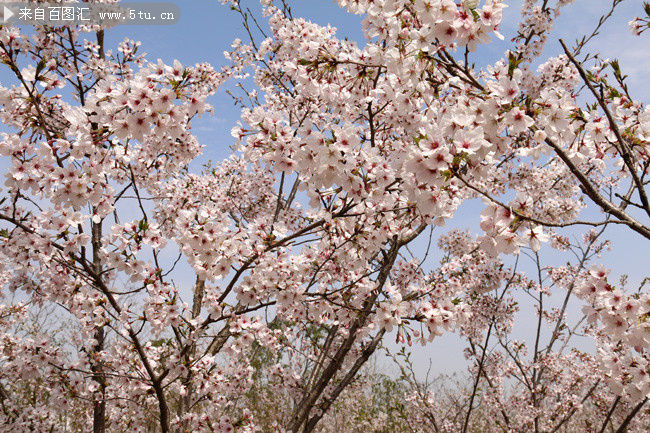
[1,0,650,432]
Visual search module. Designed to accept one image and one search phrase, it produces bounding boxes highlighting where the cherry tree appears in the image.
[221,0,649,426]
[387,226,648,433]
[0,4,467,432]
[1,0,649,432]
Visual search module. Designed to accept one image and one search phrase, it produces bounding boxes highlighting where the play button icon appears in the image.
[1,6,15,23]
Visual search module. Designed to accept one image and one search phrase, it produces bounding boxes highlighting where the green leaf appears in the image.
[508,51,522,78]
[138,219,149,232]
[36,59,46,74]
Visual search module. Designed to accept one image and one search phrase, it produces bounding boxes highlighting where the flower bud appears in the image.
[534,130,547,143]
